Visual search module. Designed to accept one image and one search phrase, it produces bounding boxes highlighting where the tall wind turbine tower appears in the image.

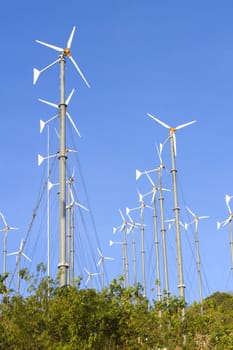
[148,113,196,302]
[34,26,90,287]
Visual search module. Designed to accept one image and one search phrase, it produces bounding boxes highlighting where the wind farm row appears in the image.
[1,26,232,308]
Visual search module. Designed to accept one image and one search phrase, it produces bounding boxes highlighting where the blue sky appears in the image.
[1,0,233,303]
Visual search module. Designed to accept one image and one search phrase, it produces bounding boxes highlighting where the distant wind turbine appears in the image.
[8,238,31,295]
[84,267,100,288]
[97,248,114,289]
[185,206,209,315]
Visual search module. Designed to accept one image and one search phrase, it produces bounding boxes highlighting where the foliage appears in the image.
[0,271,233,349]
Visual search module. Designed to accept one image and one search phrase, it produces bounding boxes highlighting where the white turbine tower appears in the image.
[35,26,90,287]
[8,238,31,295]
[148,113,196,303]
[185,206,209,315]
[97,248,114,289]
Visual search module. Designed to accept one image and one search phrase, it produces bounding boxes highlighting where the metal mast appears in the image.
[57,53,68,286]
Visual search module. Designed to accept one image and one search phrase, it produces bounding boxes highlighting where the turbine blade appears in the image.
[69,55,90,88]
[35,40,63,53]
[65,89,75,105]
[38,154,44,166]
[38,98,58,109]
[199,216,210,219]
[84,267,89,275]
[118,208,125,221]
[97,247,102,257]
[176,120,196,130]
[0,212,7,227]
[33,68,40,85]
[136,169,142,180]
[75,201,89,211]
[22,253,32,262]
[67,26,76,49]
[66,111,81,137]
[40,120,46,133]
[147,113,170,129]
[186,206,196,218]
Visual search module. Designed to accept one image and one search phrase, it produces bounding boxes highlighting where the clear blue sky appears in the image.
[0,0,233,303]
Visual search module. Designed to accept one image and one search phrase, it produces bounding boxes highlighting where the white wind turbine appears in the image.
[185,206,209,315]
[148,113,196,302]
[127,200,152,298]
[0,212,18,280]
[84,267,100,288]
[217,195,233,275]
[8,238,31,295]
[113,209,131,287]
[67,177,88,285]
[97,248,114,289]
[34,26,90,87]
[35,26,90,287]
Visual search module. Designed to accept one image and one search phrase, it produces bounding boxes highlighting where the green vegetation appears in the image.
[0,268,233,349]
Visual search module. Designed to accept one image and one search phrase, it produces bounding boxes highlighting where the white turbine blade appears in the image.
[40,120,46,133]
[67,26,76,49]
[109,240,114,246]
[66,111,81,137]
[33,68,40,85]
[0,212,8,227]
[145,172,155,186]
[38,154,44,166]
[156,143,163,165]
[38,98,58,109]
[22,252,32,262]
[199,216,210,220]
[35,40,63,53]
[225,195,232,214]
[186,206,196,218]
[65,89,75,105]
[136,169,142,180]
[97,258,102,266]
[217,221,222,230]
[69,55,90,88]
[97,247,102,257]
[7,251,18,256]
[105,257,114,261]
[86,275,90,285]
[223,218,230,227]
[75,201,89,212]
[118,208,125,222]
[126,207,130,216]
[84,267,90,275]
[176,120,196,130]
[147,113,170,129]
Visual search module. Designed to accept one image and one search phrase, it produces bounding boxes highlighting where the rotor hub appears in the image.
[64,48,71,56]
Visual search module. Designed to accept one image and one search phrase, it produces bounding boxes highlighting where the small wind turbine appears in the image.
[35,26,90,287]
[148,113,196,302]
[34,26,90,87]
[127,200,152,298]
[84,267,100,288]
[97,248,114,289]
[185,206,209,315]
[0,212,18,278]
[8,238,31,295]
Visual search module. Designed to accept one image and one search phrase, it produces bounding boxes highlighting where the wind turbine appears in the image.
[148,113,196,302]
[96,248,114,289]
[127,200,152,298]
[185,206,209,315]
[66,176,88,285]
[217,195,233,275]
[35,27,90,287]
[0,212,18,280]
[113,209,130,287]
[84,267,100,288]
[8,238,31,295]
[34,26,90,87]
